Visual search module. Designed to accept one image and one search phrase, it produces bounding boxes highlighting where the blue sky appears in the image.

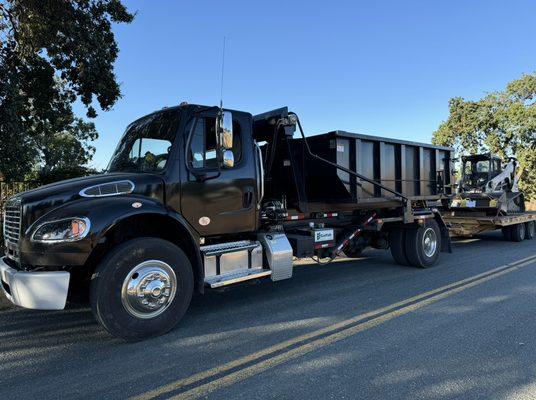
[82,0,536,169]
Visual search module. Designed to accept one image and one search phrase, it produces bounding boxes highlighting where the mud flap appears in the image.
[434,211,452,253]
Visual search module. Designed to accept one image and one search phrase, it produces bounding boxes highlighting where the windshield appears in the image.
[107,111,180,173]
[463,160,490,175]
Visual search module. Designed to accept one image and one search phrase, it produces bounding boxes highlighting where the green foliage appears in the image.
[0,0,134,182]
[433,73,536,200]
[0,50,37,179]
[34,78,100,181]
[38,165,98,185]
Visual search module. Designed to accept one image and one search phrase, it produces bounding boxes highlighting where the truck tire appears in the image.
[525,221,535,240]
[404,219,441,268]
[389,227,409,266]
[509,223,526,242]
[90,237,194,341]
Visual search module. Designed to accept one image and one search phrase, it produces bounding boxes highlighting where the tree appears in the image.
[0,48,37,180]
[0,0,134,181]
[33,78,99,184]
[432,72,536,200]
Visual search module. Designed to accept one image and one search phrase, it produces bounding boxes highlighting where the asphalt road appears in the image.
[1,231,536,400]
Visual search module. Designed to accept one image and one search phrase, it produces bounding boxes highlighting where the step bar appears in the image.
[201,240,269,288]
[200,241,261,257]
[204,268,272,288]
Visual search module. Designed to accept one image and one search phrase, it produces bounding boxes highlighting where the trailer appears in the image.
[443,212,536,239]
[1,104,456,340]
[441,210,536,240]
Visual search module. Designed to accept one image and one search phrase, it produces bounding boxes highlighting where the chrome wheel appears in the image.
[121,260,177,319]
[422,227,437,258]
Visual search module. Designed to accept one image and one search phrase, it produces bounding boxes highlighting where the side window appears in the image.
[464,162,471,176]
[188,116,243,169]
[189,117,218,169]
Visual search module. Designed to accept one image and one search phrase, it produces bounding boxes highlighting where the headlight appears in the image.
[32,218,90,243]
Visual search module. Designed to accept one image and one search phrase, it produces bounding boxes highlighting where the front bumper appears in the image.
[0,257,70,310]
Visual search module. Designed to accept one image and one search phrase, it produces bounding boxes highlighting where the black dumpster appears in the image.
[298,131,455,202]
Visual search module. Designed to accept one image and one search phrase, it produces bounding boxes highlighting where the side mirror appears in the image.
[222,150,234,168]
[216,111,233,150]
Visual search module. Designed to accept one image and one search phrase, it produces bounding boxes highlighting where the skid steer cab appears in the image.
[459,153,519,194]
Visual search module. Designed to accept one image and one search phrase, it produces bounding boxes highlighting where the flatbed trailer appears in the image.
[441,210,536,240]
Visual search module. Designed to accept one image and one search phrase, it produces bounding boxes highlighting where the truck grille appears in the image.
[3,198,22,247]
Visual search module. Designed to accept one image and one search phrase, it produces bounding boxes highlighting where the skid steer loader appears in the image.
[450,153,525,214]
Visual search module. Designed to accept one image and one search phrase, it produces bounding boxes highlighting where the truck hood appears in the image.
[12,173,165,231]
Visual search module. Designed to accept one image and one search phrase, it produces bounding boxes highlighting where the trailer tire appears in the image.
[405,219,441,268]
[509,223,526,242]
[90,237,194,341]
[389,228,409,266]
[524,221,535,240]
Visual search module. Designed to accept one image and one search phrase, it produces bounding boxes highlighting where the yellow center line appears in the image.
[132,254,536,400]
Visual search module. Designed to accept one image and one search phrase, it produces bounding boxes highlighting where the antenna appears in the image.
[219,36,226,110]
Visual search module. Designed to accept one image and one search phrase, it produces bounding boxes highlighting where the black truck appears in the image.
[1,104,455,340]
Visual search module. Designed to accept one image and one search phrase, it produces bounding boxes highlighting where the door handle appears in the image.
[243,190,253,208]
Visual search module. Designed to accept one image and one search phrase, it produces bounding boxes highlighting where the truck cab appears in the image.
[106,105,261,236]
